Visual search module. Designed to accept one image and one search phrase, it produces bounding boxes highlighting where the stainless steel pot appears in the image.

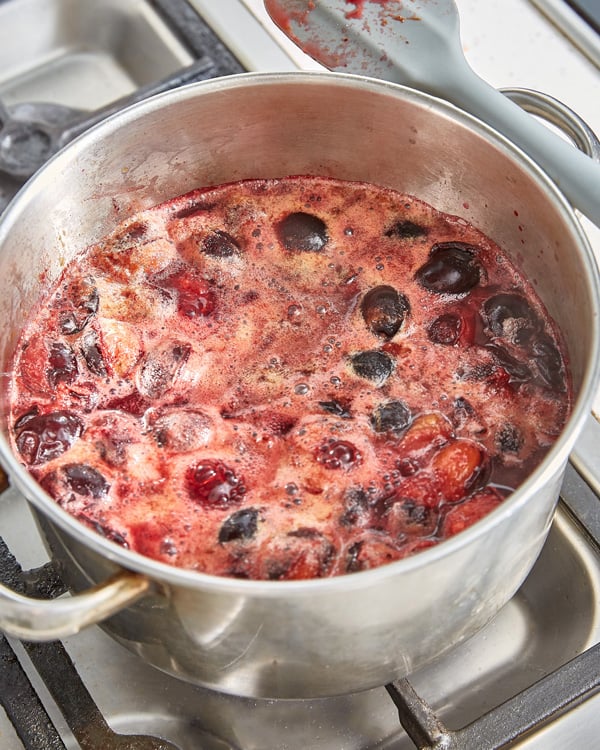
[0,72,598,699]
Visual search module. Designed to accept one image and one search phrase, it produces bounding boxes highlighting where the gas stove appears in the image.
[1,1,599,748]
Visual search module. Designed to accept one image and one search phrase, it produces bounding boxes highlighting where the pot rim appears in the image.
[1,70,599,595]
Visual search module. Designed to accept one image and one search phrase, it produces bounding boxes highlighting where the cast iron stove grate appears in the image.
[0,535,182,750]
[1,462,599,750]
[148,0,245,79]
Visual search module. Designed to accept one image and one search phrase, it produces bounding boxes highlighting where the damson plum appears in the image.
[262,529,337,579]
[76,514,129,547]
[371,400,411,434]
[383,498,439,539]
[495,423,524,454]
[47,342,78,387]
[483,293,538,340]
[415,242,481,294]
[152,409,213,452]
[13,406,40,430]
[393,473,441,508]
[486,344,532,383]
[202,230,241,258]
[428,313,462,345]
[15,411,83,465]
[397,412,454,457]
[85,412,137,467]
[102,391,151,416]
[431,439,489,502]
[531,334,565,390]
[81,331,107,377]
[339,486,370,527]
[315,439,361,470]
[186,459,246,509]
[349,350,394,385]
[318,399,352,419]
[276,212,328,252]
[441,487,504,537]
[454,396,475,419]
[360,285,410,339]
[218,508,260,543]
[452,396,481,431]
[43,463,109,500]
[345,535,401,573]
[16,338,51,396]
[63,464,109,498]
[57,276,99,335]
[172,198,217,220]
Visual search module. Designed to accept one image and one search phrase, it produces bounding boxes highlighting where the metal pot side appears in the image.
[0,73,598,699]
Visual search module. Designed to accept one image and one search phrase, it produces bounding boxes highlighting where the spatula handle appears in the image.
[444,58,600,225]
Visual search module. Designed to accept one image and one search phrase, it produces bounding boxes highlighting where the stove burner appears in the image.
[0,58,226,181]
[148,0,244,77]
[1,560,66,750]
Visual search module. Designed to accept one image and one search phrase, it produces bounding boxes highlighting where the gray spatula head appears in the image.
[264,0,464,91]
[265,0,600,225]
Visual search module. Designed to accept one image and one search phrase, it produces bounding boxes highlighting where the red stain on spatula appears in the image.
[264,0,416,70]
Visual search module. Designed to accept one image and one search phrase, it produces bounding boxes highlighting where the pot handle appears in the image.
[0,570,151,641]
[0,466,151,641]
[0,467,152,641]
[500,87,600,163]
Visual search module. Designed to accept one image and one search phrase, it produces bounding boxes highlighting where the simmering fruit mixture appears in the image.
[9,176,571,579]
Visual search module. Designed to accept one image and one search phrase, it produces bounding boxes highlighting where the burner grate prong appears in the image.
[386,678,451,749]
[0,635,67,750]
[388,641,600,749]
[23,639,181,750]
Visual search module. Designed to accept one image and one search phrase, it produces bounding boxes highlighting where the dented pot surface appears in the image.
[0,72,598,699]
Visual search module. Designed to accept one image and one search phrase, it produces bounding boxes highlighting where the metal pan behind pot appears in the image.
[0,72,598,699]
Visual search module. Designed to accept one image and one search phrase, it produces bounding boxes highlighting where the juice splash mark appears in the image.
[263,0,316,35]
[264,0,420,72]
[344,0,417,22]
